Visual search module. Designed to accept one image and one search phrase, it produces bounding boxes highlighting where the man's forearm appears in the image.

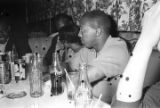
[87,65,105,83]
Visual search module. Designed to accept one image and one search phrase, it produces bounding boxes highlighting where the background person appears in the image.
[45,13,74,66]
[58,23,83,72]
[0,16,13,53]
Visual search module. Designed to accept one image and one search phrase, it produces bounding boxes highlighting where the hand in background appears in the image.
[49,32,59,38]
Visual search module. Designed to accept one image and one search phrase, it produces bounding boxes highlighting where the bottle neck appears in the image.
[79,64,89,84]
[75,63,93,100]
[52,52,57,66]
[51,52,63,74]
[33,53,41,65]
[11,44,18,61]
[33,58,38,67]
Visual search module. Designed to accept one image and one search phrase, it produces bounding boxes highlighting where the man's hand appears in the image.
[49,32,59,38]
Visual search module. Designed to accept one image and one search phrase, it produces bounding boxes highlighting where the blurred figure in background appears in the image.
[0,15,31,60]
[0,16,13,53]
[45,13,74,66]
[53,13,74,32]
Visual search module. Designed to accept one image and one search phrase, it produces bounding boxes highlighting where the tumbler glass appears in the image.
[66,71,80,100]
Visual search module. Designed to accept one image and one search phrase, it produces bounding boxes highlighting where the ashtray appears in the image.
[5,91,27,99]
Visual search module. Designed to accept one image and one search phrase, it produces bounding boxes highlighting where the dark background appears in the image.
[0,0,27,37]
[0,0,31,57]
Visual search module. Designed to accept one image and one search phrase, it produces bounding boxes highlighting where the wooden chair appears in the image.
[28,37,53,73]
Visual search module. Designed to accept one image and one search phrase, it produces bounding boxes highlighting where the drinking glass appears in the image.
[66,71,80,101]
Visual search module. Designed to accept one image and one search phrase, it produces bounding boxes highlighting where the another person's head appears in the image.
[79,10,118,49]
[0,17,10,44]
[59,24,82,52]
[54,14,74,32]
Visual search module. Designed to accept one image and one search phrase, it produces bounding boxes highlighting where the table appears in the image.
[0,78,111,108]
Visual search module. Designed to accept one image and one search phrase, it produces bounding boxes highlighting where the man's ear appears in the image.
[96,28,101,37]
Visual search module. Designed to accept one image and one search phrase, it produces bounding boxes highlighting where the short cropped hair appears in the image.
[80,10,119,37]
[59,24,82,45]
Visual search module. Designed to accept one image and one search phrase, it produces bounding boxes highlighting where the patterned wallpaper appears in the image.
[27,0,159,32]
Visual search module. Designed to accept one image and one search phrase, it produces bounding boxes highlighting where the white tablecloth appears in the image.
[0,79,111,108]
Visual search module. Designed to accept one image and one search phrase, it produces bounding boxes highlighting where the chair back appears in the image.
[28,37,53,57]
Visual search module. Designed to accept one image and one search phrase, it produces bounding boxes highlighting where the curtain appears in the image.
[27,0,159,32]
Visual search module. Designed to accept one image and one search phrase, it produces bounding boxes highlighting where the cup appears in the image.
[66,71,80,100]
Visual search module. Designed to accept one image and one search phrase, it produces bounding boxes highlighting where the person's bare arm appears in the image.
[112,2,160,108]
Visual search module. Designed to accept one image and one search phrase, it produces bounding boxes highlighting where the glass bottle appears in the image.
[50,52,64,96]
[0,61,11,84]
[29,53,43,98]
[11,44,18,62]
[0,61,11,94]
[74,63,93,108]
[10,44,18,82]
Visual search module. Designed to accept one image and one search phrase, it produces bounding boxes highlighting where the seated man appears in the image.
[111,1,160,108]
[70,10,130,103]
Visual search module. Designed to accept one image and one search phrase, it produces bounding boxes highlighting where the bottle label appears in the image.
[50,73,63,96]
[75,87,90,100]
[55,70,63,75]
[75,88,92,108]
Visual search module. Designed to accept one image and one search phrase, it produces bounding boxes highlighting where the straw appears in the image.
[89,100,94,108]
[94,94,102,108]
[64,69,75,89]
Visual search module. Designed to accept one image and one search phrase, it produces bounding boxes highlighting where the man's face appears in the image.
[79,20,97,49]
[0,23,9,44]
[56,21,65,31]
